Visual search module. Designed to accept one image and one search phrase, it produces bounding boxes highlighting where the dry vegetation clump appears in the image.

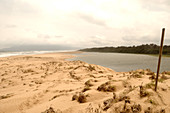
[72,93,87,103]
[161,74,169,80]
[113,101,142,113]
[103,99,114,111]
[41,107,62,113]
[148,98,157,105]
[131,73,142,78]
[130,103,142,113]
[144,107,153,113]
[145,82,155,89]
[72,94,78,101]
[98,71,103,73]
[139,85,150,98]
[144,107,165,113]
[162,71,170,75]
[74,64,96,71]
[97,81,116,92]
[118,94,130,102]
[85,79,94,87]
[88,65,96,71]
[146,71,155,76]
[158,74,169,83]
[0,93,13,100]
[149,74,155,80]
[78,93,87,103]
[22,68,35,73]
[139,70,145,75]
[34,79,43,84]
[107,85,116,92]
[130,71,143,78]
[85,103,103,113]
[122,80,130,88]
[1,78,6,82]
[41,107,56,113]
[102,93,131,111]
[82,86,91,92]
[69,71,80,80]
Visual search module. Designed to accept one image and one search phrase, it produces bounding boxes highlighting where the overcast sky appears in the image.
[0,0,170,49]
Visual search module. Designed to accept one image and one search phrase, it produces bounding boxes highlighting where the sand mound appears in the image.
[0,52,170,113]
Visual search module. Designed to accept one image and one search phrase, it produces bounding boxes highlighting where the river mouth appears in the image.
[68,52,170,72]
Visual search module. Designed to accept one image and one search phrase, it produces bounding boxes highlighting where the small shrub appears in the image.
[107,85,116,92]
[161,74,169,80]
[78,93,87,103]
[103,99,113,111]
[149,74,155,80]
[131,104,142,113]
[82,86,91,92]
[140,85,149,98]
[72,94,78,101]
[122,81,129,88]
[0,94,13,100]
[130,73,142,78]
[162,71,170,75]
[98,71,103,73]
[97,81,116,92]
[149,99,157,105]
[1,78,5,82]
[94,80,98,82]
[41,107,56,113]
[88,65,95,71]
[146,72,155,76]
[118,95,130,101]
[41,107,62,113]
[85,79,93,87]
[158,78,165,83]
[157,74,169,83]
[145,82,155,89]
[144,107,153,113]
[139,71,145,75]
[97,83,107,92]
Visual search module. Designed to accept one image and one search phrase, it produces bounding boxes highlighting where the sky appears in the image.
[0,0,170,49]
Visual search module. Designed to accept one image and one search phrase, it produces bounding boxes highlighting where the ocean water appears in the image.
[68,52,170,72]
[0,50,74,58]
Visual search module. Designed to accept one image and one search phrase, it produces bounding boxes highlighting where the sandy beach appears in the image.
[0,51,170,113]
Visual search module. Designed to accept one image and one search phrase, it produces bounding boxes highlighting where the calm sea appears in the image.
[0,50,74,58]
[68,52,170,72]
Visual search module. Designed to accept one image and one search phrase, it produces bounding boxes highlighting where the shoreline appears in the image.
[0,51,170,113]
[79,51,170,57]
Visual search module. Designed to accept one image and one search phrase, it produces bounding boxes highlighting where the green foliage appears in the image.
[80,44,170,55]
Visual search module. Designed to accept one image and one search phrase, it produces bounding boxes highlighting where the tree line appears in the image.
[80,44,170,55]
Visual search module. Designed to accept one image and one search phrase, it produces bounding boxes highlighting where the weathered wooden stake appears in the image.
[155,28,165,91]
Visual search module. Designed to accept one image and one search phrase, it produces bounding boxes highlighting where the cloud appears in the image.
[37,34,51,39]
[76,12,107,27]
[5,24,17,28]
[138,0,170,12]
[0,0,40,15]
[0,0,170,49]
[55,36,64,38]
[37,34,64,39]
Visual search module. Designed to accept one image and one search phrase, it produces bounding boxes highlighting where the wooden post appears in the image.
[155,28,165,91]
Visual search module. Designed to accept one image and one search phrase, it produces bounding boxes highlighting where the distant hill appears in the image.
[80,44,170,55]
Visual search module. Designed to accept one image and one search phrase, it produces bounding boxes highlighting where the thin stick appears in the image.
[155,28,165,91]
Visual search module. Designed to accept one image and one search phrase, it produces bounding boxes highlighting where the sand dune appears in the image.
[0,52,170,113]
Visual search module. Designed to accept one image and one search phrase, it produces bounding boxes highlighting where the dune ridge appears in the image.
[0,52,170,113]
